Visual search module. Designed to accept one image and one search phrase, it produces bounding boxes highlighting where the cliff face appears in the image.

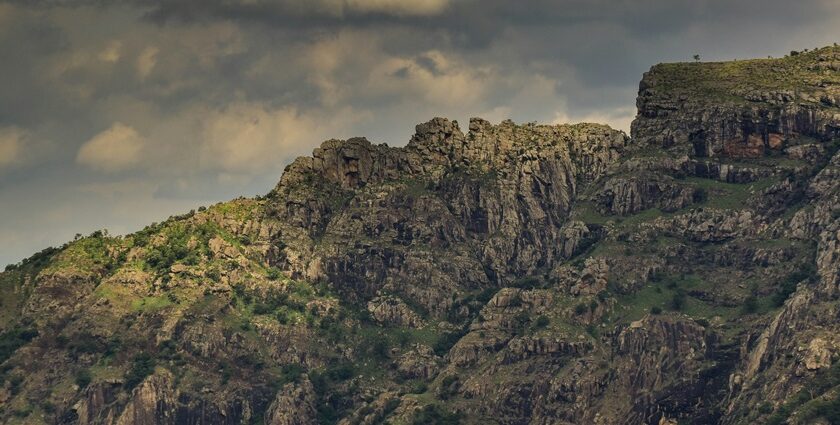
[0,46,839,425]
[267,118,625,313]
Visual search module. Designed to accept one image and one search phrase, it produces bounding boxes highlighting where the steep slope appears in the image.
[0,45,838,425]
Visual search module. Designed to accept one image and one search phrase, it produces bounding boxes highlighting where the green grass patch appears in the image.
[131,296,174,312]
[685,177,778,210]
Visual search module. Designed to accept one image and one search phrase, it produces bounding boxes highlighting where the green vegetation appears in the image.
[669,288,687,311]
[412,404,461,424]
[773,264,818,307]
[309,361,361,424]
[767,362,840,424]
[0,326,38,364]
[433,329,467,356]
[143,222,211,273]
[124,352,156,390]
[531,315,550,331]
[74,369,92,388]
[741,284,760,314]
[131,295,174,312]
[37,231,125,276]
[650,46,840,104]
[685,177,778,210]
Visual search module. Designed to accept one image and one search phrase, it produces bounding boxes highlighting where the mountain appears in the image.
[1,45,839,425]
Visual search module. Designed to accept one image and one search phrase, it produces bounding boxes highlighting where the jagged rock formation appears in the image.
[0,45,839,425]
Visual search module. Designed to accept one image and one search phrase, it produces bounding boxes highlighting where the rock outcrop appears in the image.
[0,45,838,425]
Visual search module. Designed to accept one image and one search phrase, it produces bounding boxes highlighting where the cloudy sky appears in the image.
[0,0,838,266]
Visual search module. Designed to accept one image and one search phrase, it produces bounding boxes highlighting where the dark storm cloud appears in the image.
[0,0,838,266]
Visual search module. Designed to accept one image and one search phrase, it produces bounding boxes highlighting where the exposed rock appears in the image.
[2,45,840,425]
[367,295,425,328]
[265,377,318,425]
[115,371,177,425]
[395,344,440,380]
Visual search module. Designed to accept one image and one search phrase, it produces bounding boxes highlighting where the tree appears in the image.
[693,54,701,62]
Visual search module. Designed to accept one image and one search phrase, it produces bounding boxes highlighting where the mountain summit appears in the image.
[1,45,839,425]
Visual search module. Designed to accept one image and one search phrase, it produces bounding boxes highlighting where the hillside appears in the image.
[0,46,839,425]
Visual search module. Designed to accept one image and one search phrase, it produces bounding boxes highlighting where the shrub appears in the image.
[12,406,32,418]
[437,375,460,400]
[412,404,461,424]
[433,330,465,356]
[266,268,283,280]
[219,361,233,384]
[9,374,24,394]
[650,306,662,315]
[512,277,540,290]
[274,363,302,384]
[742,294,759,314]
[742,283,760,314]
[693,187,708,203]
[773,265,816,307]
[74,369,92,389]
[574,303,588,315]
[206,268,222,282]
[408,381,428,394]
[757,402,773,414]
[531,315,550,331]
[41,401,56,414]
[669,289,686,311]
[325,363,354,381]
[475,288,497,304]
[0,326,38,364]
[124,352,156,390]
[359,333,390,360]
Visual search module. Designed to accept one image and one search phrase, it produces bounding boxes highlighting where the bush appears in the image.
[512,277,540,290]
[773,265,817,307]
[475,288,497,304]
[365,334,390,361]
[412,404,461,424]
[124,352,156,390]
[325,363,354,381]
[9,374,24,394]
[437,375,460,400]
[693,187,708,203]
[669,289,686,311]
[650,306,662,315]
[742,294,759,314]
[757,401,773,414]
[272,361,297,379]
[206,268,222,282]
[266,268,283,280]
[574,303,588,315]
[408,381,428,394]
[75,369,92,388]
[433,330,465,356]
[0,326,38,364]
[531,315,550,331]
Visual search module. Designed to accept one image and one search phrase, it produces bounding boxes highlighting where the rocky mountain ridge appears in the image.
[0,45,839,424]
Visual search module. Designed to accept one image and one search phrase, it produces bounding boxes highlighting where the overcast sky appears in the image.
[0,0,838,266]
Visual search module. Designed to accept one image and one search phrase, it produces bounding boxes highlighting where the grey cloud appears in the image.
[0,0,839,266]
